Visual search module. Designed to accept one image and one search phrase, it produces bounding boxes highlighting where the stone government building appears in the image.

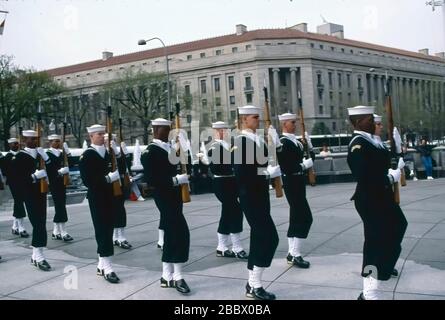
[46,22,445,142]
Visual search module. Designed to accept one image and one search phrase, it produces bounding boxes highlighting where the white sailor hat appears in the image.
[151,118,171,126]
[347,106,375,116]
[238,105,261,115]
[373,114,382,123]
[22,130,38,137]
[7,138,18,144]
[86,124,106,133]
[48,134,61,141]
[212,121,228,129]
[278,113,297,121]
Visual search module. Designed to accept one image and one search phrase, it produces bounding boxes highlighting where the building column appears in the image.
[377,75,384,110]
[272,68,280,123]
[290,67,298,115]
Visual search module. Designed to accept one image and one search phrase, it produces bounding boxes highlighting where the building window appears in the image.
[214,78,220,92]
[245,76,252,89]
[246,44,252,51]
[202,114,209,125]
[232,47,238,53]
[280,72,287,86]
[346,74,351,88]
[246,93,253,103]
[319,105,324,114]
[338,73,342,89]
[230,110,237,120]
[329,92,334,101]
[187,55,192,60]
[339,92,343,104]
[358,77,362,88]
[330,105,335,115]
[350,49,354,54]
[200,52,206,58]
[328,72,333,88]
[341,48,345,53]
[200,80,207,94]
[265,42,271,46]
[319,44,324,50]
[331,46,335,51]
[216,49,222,56]
[230,96,236,105]
[228,76,235,90]
[185,85,190,96]
[202,99,207,107]
[317,73,322,86]
[310,43,315,48]
[332,122,337,131]
[215,97,221,106]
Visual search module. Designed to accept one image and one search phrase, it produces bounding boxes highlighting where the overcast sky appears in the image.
[0,0,444,71]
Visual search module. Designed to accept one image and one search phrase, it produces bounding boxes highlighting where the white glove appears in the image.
[177,133,190,152]
[304,132,313,149]
[268,126,282,147]
[388,168,401,184]
[63,142,71,155]
[107,170,120,183]
[120,142,128,155]
[175,173,189,185]
[36,147,49,162]
[33,169,47,180]
[393,127,402,154]
[58,167,69,176]
[266,165,282,179]
[398,158,405,170]
[110,140,120,156]
[196,152,204,158]
[301,158,314,170]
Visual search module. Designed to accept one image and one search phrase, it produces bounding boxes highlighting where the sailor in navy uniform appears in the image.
[276,113,314,269]
[207,121,247,259]
[233,106,280,300]
[10,130,51,271]
[104,134,132,250]
[46,135,73,242]
[141,118,191,294]
[346,106,407,300]
[0,138,29,238]
[79,125,120,283]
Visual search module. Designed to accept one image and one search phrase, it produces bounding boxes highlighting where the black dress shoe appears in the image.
[12,228,19,235]
[115,240,132,249]
[234,250,249,260]
[32,259,51,272]
[357,292,366,300]
[160,277,174,288]
[216,249,236,258]
[104,272,120,283]
[174,279,191,294]
[245,283,276,300]
[52,233,62,240]
[287,254,310,269]
[62,234,74,242]
[391,268,398,277]
[20,231,29,238]
[97,268,104,276]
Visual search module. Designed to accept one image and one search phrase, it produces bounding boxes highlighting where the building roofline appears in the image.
[46,28,444,77]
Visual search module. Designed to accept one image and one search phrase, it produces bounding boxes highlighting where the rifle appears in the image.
[384,73,401,204]
[298,91,316,186]
[62,114,71,187]
[106,105,123,197]
[263,84,283,198]
[36,103,49,193]
[118,109,131,189]
[175,102,191,203]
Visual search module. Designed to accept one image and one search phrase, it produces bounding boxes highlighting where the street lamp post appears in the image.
[138,37,171,114]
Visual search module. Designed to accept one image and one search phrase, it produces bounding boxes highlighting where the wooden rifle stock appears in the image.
[298,94,316,186]
[107,106,123,197]
[385,78,401,204]
[62,120,71,186]
[36,110,49,193]
[175,103,191,203]
[118,117,131,189]
[263,86,283,198]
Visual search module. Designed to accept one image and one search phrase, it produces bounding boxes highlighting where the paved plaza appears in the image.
[0,179,444,300]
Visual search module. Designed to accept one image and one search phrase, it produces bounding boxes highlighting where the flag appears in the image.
[0,19,4,35]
